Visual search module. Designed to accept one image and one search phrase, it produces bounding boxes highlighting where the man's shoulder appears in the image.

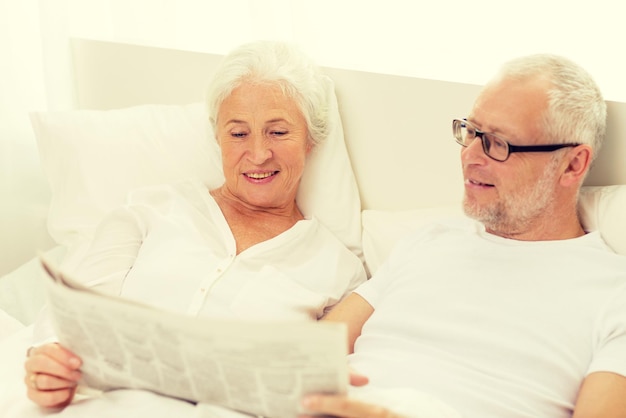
[393,216,479,252]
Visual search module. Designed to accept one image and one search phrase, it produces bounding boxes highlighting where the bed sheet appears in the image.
[0,309,24,339]
[0,246,67,327]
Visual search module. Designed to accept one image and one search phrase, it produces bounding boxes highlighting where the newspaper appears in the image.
[39,254,349,418]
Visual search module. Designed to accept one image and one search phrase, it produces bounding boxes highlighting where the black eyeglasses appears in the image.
[452,118,580,162]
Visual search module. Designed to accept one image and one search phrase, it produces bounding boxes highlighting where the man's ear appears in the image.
[560,144,593,187]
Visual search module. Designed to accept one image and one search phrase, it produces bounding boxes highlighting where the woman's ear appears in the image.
[560,144,592,187]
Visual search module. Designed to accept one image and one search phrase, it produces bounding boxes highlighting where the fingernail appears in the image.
[69,357,81,368]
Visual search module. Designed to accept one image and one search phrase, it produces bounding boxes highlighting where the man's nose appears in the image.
[461,135,488,164]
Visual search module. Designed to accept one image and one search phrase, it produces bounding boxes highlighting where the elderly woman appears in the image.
[23,40,366,409]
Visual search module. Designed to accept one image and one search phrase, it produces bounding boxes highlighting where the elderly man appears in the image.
[304,54,626,417]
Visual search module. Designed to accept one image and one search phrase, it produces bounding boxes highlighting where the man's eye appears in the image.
[488,135,507,149]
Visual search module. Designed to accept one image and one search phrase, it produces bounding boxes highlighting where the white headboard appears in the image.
[1,37,624,280]
[72,38,626,211]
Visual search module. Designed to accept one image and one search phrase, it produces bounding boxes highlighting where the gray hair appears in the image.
[498,54,607,162]
[205,40,330,147]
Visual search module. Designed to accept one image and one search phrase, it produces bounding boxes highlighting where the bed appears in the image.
[1,39,625,417]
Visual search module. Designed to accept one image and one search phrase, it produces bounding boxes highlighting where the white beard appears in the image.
[463,156,560,235]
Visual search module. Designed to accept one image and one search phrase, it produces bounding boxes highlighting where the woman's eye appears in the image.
[231,132,247,138]
[270,130,287,137]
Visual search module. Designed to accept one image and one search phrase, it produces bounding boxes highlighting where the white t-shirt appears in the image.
[351,218,626,418]
[64,181,366,321]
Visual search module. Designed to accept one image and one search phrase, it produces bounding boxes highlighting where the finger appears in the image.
[302,394,400,418]
[348,369,369,387]
[25,345,82,382]
[24,371,78,408]
[28,343,82,370]
[25,354,82,383]
[26,384,77,409]
[24,372,79,392]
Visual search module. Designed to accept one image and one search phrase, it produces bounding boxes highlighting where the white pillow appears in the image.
[31,78,362,259]
[362,206,464,276]
[579,185,626,255]
[362,185,626,276]
[31,103,220,245]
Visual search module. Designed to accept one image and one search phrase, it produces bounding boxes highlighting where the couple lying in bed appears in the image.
[23,41,626,418]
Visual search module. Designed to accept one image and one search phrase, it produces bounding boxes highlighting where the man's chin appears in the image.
[462,200,480,220]
[462,200,495,224]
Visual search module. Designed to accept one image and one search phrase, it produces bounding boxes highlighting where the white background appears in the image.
[2,0,625,142]
[0,0,624,272]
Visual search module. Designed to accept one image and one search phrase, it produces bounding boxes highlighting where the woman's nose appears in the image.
[247,135,272,164]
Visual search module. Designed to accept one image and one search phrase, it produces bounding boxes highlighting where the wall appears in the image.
[59,0,626,101]
[1,0,625,274]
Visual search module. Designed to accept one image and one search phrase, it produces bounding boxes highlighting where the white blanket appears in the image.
[0,309,24,339]
[0,320,460,418]
[0,323,213,418]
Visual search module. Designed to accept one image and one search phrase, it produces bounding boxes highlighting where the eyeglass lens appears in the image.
[456,120,508,161]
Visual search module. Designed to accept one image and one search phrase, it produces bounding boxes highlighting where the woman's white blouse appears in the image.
[68,181,366,321]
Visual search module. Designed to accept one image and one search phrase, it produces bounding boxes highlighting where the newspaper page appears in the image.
[39,254,349,418]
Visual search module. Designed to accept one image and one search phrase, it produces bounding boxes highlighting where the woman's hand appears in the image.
[23,343,82,408]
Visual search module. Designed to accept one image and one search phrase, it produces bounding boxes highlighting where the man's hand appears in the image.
[300,393,404,418]
[299,370,404,418]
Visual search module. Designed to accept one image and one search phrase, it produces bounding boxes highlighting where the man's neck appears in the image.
[485,213,586,241]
